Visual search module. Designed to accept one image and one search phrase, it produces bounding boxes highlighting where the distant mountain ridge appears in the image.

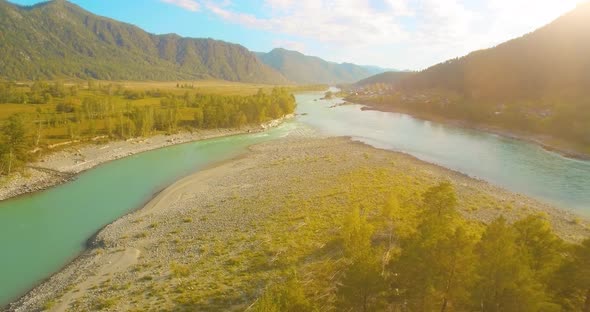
[0,0,289,83]
[352,71,412,88]
[394,2,590,99]
[256,48,389,84]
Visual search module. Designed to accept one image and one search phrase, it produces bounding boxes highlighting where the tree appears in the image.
[1,114,29,175]
[422,181,458,223]
[473,217,548,312]
[236,112,248,129]
[513,214,565,283]
[341,206,374,259]
[338,206,384,311]
[193,108,204,127]
[437,227,476,312]
[551,239,590,311]
[390,183,475,311]
[337,251,385,312]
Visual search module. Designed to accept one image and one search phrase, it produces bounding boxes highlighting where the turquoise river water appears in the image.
[1,92,589,306]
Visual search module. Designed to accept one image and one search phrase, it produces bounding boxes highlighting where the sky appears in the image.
[8,0,587,70]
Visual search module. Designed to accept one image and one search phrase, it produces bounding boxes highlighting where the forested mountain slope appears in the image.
[0,0,289,83]
[257,48,387,84]
[398,2,590,99]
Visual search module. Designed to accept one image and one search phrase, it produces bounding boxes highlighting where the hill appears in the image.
[350,3,590,154]
[256,48,388,84]
[352,71,413,88]
[0,0,288,83]
[398,2,590,99]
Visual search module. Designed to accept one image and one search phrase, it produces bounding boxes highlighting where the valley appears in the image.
[1,0,590,311]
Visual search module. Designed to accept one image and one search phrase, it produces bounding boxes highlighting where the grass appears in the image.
[0,103,46,118]
[96,170,434,310]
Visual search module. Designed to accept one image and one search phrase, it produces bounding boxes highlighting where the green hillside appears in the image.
[257,48,387,84]
[0,0,289,84]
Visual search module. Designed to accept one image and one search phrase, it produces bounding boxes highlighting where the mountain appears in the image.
[256,48,388,84]
[360,65,397,76]
[350,3,590,153]
[0,0,289,83]
[397,2,590,99]
[352,71,413,88]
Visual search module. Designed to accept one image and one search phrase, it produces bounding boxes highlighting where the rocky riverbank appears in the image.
[0,115,294,202]
[6,135,589,312]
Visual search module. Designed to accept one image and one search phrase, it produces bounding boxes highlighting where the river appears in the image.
[1,91,589,307]
[298,92,590,213]
[0,123,297,306]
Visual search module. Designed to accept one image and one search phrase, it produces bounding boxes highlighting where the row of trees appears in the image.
[254,182,590,311]
[0,87,296,175]
[0,81,77,104]
[0,81,175,105]
[350,91,590,147]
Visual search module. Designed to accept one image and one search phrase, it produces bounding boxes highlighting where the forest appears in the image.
[251,179,590,312]
[0,81,296,176]
[0,0,287,84]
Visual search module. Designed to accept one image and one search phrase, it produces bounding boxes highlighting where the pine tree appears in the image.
[1,114,29,174]
[551,239,590,311]
[337,206,385,311]
[513,214,565,283]
[390,182,475,311]
[473,217,548,311]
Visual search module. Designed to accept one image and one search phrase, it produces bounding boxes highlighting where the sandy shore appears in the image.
[0,115,294,202]
[359,102,590,160]
[6,134,589,312]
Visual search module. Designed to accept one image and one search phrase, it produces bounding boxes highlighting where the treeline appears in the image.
[0,81,77,104]
[349,91,590,149]
[0,80,165,104]
[253,182,590,311]
[0,87,295,175]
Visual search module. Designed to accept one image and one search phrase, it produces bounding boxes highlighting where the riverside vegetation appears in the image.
[251,180,590,311]
[0,80,297,176]
[18,138,589,312]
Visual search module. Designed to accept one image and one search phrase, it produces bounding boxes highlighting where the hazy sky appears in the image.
[9,0,586,70]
